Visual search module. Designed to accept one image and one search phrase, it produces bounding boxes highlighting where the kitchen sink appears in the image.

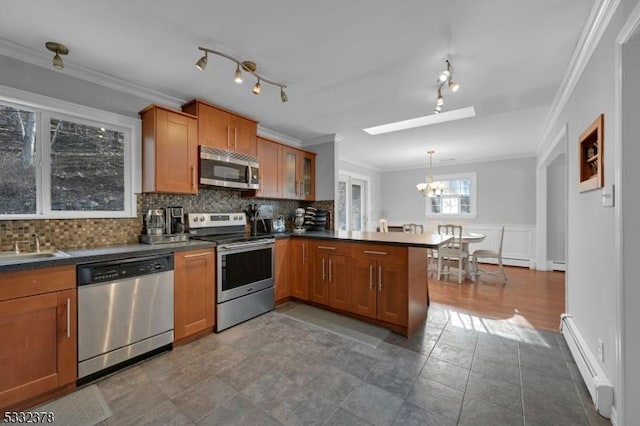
[0,250,70,265]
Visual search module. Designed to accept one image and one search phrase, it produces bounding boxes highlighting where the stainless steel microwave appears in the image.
[199,146,259,190]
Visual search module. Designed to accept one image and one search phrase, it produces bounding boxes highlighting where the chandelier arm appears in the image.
[198,46,287,89]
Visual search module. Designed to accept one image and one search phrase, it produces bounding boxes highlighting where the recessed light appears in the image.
[363,106,476,135]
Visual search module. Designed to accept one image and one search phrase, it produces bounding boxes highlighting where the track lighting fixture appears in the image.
[195,46,288,103]
[45,41,68,70]
[252,78,261,95]
[433,59,460,113]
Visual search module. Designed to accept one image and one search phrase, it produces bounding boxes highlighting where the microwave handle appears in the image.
[247,163,253,186]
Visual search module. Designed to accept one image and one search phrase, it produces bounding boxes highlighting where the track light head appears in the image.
[280,87,288,103]
[438,69,450,83]
[448,80,459,92]
[252,79,261,95]
[234,64,243,83]
[195,53,208,71]
[45,41,68,70]
[434,105,442,114]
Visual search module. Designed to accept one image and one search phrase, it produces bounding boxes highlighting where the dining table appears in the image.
[433,231,486,280]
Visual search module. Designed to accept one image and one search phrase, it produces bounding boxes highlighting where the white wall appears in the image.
[547,154,566,263]
[338,159,382,231]
[539,1,640,422]
[306,140,336,201]
[621,31,640,425]
[381,157,536,226]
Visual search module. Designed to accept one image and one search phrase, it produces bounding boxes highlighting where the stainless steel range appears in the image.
[186,212,275,332]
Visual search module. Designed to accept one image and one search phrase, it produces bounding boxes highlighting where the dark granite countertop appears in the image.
[283,230,451,248]
[0,240,216,273]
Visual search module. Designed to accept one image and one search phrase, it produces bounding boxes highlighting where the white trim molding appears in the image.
[536,0,622,155]
[257,125,303,147]
[464,224,536,269]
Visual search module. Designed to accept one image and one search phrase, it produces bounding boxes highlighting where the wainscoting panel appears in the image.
[464,224,536,268]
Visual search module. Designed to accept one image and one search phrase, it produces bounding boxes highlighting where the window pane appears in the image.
[351,183,362,231]
[429,197,441,214]
[442,196,459,214]
[0,105,37,214]
[50,119,125,211]
[337,181,347,231]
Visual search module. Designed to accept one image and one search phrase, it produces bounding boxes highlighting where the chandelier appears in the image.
[416,150,445,197]
[194,46,288,102]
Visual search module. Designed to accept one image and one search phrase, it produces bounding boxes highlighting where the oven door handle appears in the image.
[218,240,275,251]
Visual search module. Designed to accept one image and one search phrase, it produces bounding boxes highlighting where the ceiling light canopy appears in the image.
[45,41,68,70]
[195,46,287,102]
[363,106,476,135]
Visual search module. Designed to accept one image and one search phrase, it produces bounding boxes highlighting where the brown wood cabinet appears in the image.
[309,241,351,309]
[290,238,309,300]
[140,105,198,194]
[0,266,76,411]
[282,146,315,200]
[350,244,408,327]
[274,238,291,303]
[174,248,215,342]
[256,137,283,198]
[182,99,258,156]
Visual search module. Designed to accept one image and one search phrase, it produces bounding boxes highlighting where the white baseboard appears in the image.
[546,260,567,271]
[476,258,530,268]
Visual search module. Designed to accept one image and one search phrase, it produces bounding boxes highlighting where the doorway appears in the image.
[337,173,369,231]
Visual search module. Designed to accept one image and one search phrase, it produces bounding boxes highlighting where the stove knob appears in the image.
[200,215,206,222]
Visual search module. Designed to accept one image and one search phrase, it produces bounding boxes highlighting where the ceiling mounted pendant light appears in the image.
[433,59,460,114]
[416,150,445,197]
[195,46,288,103]
[45,41,69,70]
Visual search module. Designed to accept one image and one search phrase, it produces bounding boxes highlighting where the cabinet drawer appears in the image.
[310,240,351,256]
[0,265,76,302]
[351,243,406,260]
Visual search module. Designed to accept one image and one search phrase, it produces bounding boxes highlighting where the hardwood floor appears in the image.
[429,264,565,332]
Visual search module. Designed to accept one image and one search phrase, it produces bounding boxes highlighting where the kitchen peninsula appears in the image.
[277,231,450,337]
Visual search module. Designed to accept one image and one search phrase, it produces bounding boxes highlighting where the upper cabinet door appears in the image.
[282,146,299,199]
[197,103,231,150]
[141,105,198,194]
[256,137,282,198]
[299,151,316,201]
[231,115,257,156]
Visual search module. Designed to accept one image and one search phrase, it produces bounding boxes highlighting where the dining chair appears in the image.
[437,224,468,284]
[472,225,508,284]
[402,223,423,234]
[378,218,389,232]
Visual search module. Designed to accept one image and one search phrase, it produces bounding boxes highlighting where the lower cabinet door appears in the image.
[274,239,291,302]
[174,249,215,340]
[0,289,77,409]
[376,258,408,326]
[350,257,377,319]
[328,255,351,312]
[290,239,309,300]
[309,252,329,305]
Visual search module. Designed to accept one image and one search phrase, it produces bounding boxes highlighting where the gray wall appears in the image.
[0,54,164,117]
[381,157,536,225]
[307,140,336,201]
[337,159,382,231]
[546,154,566,263]
[540,0,640,420]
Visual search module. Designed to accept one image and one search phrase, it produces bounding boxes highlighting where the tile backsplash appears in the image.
[0,187,334,251]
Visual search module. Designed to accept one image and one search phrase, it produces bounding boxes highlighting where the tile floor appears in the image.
[95,302,611,425]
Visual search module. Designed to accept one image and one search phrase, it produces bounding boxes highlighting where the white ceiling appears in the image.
[0,0,594,171]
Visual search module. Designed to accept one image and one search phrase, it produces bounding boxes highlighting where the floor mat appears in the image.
[32,384,112,426]
[279,303,390,347]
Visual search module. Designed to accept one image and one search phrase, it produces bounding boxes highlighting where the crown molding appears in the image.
[301,133,338,147]
[380,152,537,173]
[0,38,185,109]
[536,0,621,154]
[256,125,303,147]
[338,155,381,172]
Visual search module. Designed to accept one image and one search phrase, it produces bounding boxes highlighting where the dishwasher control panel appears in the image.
[77,253,174,285]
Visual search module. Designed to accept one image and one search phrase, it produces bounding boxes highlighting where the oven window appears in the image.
[221,247,272,291]
[201,159,247,183]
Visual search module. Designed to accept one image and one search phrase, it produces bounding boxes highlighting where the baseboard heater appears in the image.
[560,314,613,418]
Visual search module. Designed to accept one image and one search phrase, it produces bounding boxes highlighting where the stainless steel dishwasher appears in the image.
[77,253,174,382]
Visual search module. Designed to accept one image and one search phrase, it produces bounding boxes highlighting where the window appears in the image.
[337,172,369,231]
[426,172,477,218]
[0,88,139,219]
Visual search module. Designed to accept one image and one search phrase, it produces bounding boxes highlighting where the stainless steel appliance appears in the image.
[76,254,174,382]
[144,209,165,235]
[165,206,185,234]
[187,212,274,331]
[199,146,259,189]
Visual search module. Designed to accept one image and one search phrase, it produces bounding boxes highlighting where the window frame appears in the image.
[0,85,140,219]
[425,172,477,219]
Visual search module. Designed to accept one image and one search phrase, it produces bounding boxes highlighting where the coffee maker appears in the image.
[144,209,165,235]
[165,206,185,234]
